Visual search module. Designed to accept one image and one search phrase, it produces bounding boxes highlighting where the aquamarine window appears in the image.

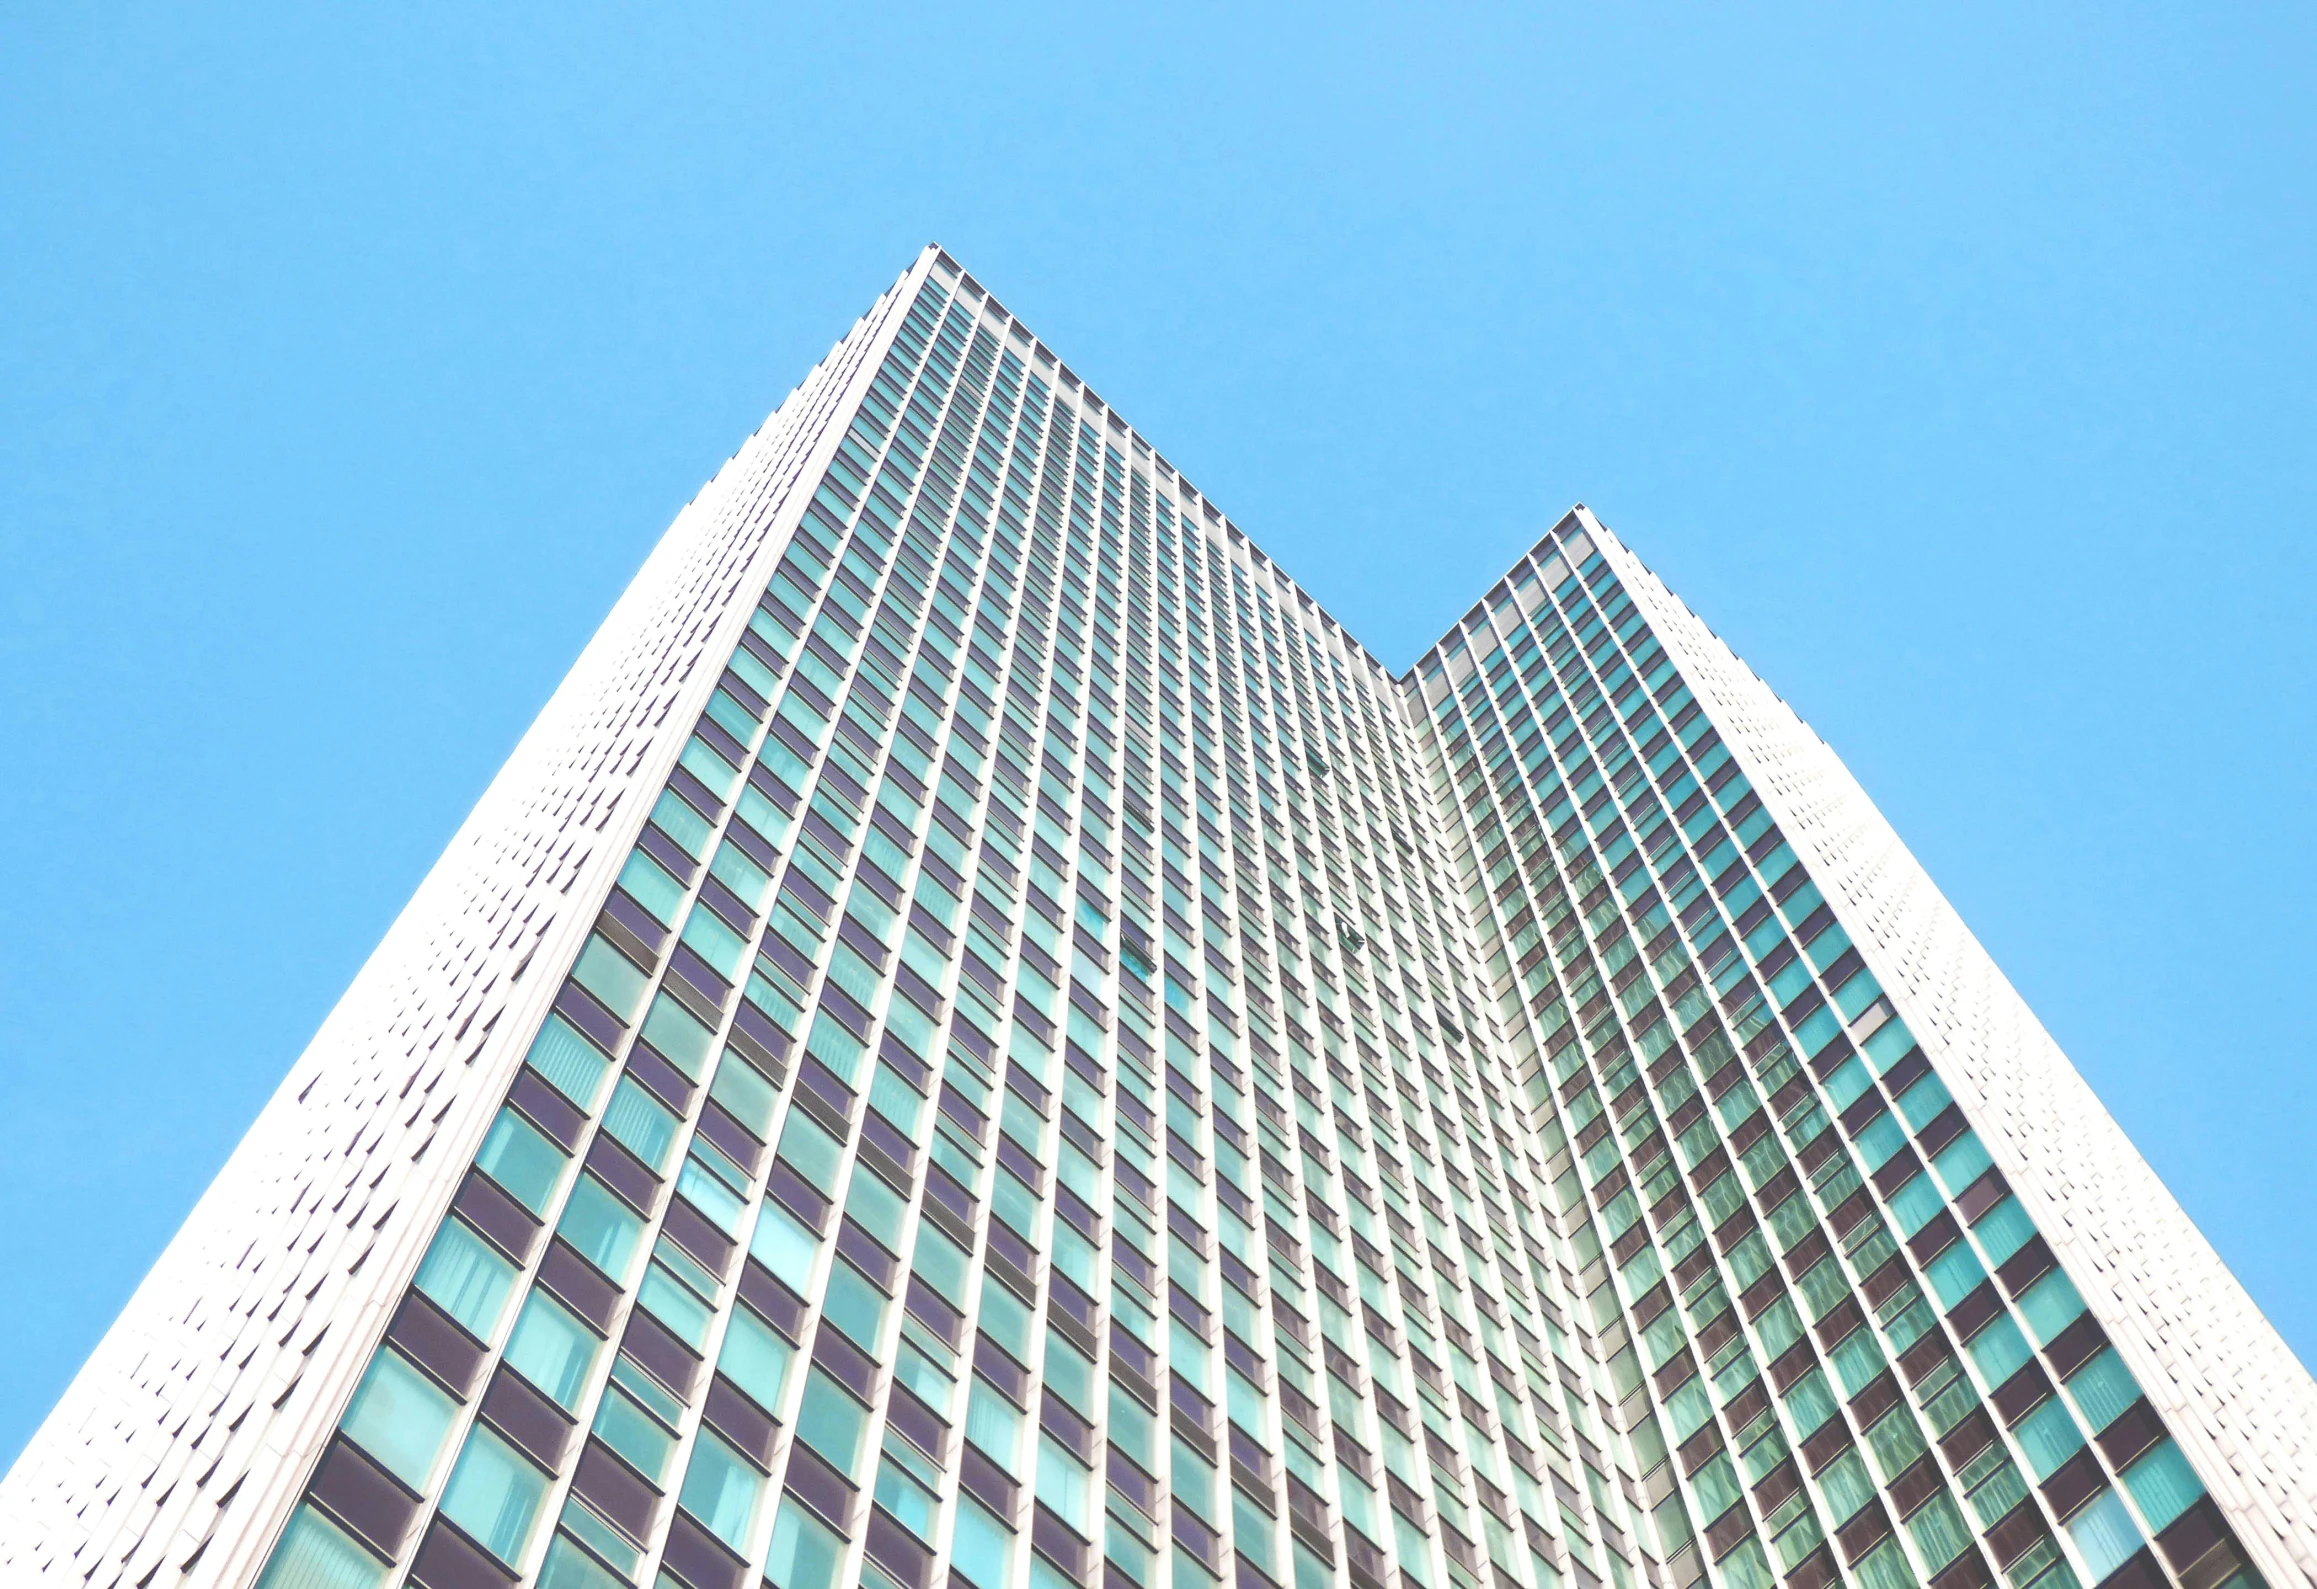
[640,992,716,1079]
[571,935,650,1021]
[1970,1196,2038,1264]
[718,1306,796,1413]
[2066,1488,2144,1580]
[1037,1434,1093,1532]
[414,1217,519,1343]
[1885,1171,1946,1237]
[680,904,749,981]
[875,1442,939,1539]
[1821,1057,1873,1111]
[1894,1072,1951,1131]
[678,1429,767,1553]
[254,1504,388,1589]
[524,1015,611,1112]
[638,1263,714,1349]
[1854,1110,1908,1172]
[1832,968,1882,1020]
[439,1425,551,1566]
[1923,1240,1987,1309]
[677,1153,747,1235]
[1829,1329,1886,1396]
[475,1107,568,1216]
[2019,1269,2087,1343]
[709,1049,780,1137]
[820,1260,887,1350]
[2124,1440,2204,1531]
[555,1175,645,1287]
[764,1499,845,1589]
[750,1200,820,1291]
[591,1384,677,1484]
[2065,1349,2143,1430]
[775,1109,844,1186]
[616,849,688,925]
[338,1347,456,1492]
[797,1368,871,1478]
[503,1291,602,1411]
[1932,1130,1994,1195]
[602,1076,679,1172]
[1862,1016,1915,1071]
[948,1497,1014,1589]
[1967,1314,2033,1387]
[680,736,742,800]
[2013,1396,2086,1479]
[651,789,714,855]
[537,1534,627,1589]
[710,840,775,911]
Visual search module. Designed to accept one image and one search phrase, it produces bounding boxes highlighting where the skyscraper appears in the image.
[3,244,2307,1589]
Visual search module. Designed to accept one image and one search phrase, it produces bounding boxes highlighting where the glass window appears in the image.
[949,1497,1014,1589]
[254,1504,388,1589]
[877,1428,943,1531]
[2019,1269,2087,1344]
[572,935,651,1021]
[537,1534,627,1589]
[750,1201,820,1291]
[1037,1436,1092,1533]
[638,1264,714,1349]
[679,1429,767,1553]
[2065,1349,2143,1430]
[1969,1197,2037,1264]
[775,1110,844,1186]
[2123,1440,2204,1532]
[719,1307,796,1413]
[641,992,717,1079]
[712,840,775,911]
[764,1499,844,1589]
[652,789,715,856]
[678,1154,748,1235]
[1930,1129,1993,1195]
[602,1077,679,1172]
[2013,1397,2086,1480]
[413,1218,518,1343]
[556,1498,642,1581]
[710,1050,780,1137]
[524,1016,611,1111]
[1966,1315,2031,1388]
[590,1384,676,1485]
[681,905,749,981]
[555,1176,645,1287]
[796,1368,870,1478]
[338,1348,456,1492]
[2066,1488,2144,1581]
[475,1108,569,1216]
[439,1426,550,1567]
[1885,1171,1945,1237]
[820,1261,886,1350]
[618,849,688,925]
[504,1291,602,1411]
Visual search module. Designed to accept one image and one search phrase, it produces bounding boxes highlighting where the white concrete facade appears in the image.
[0,249,945,1589]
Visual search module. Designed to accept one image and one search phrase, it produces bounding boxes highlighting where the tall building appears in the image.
[3,245,2308,1589]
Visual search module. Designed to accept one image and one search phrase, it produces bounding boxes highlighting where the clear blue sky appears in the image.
[3,3,2311,1466]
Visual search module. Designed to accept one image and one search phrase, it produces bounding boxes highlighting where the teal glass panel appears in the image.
[503,1291,601,1410]
[439,1426,550,1566]
[474,1108,568,1216]
[254,1504,388,1589]
[413,1218,518,1343]
[337,1348,456,1492]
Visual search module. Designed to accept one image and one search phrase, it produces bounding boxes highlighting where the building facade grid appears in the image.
[0,247,2302,1589]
